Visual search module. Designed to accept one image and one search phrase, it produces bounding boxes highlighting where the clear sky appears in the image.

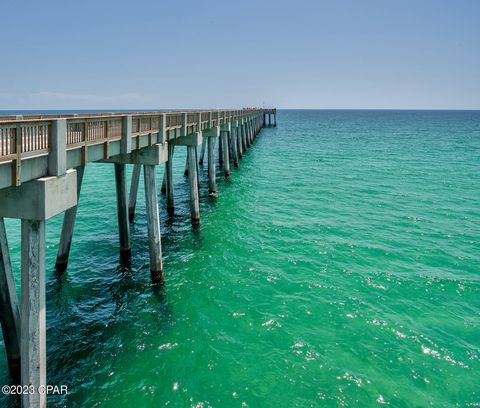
[1,0,479,110]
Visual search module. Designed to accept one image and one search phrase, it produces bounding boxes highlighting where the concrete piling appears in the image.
[231,127,239,167]
[55,165,85,272]
[114,163,131,260]
[184,156,189,177]
[161,171,166,193]
[187,146,200,224]
[218,135,223,167]
[128,164,141,222]
[0,218,20,381]
[195,147,201,194]
[21,219,46,408]
[143,165,163,284]
[221,131,230,177]
[242,123,247,151]
[199,138,206,165]
[208,135,217,195]
[237,125,243,158]
[166,143,175,214]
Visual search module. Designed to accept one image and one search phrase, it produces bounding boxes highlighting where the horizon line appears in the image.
[1,107,480,112]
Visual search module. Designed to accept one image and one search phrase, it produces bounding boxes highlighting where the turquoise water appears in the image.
[1,110,479,407]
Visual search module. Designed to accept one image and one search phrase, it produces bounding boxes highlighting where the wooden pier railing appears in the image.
[0,109,269,188]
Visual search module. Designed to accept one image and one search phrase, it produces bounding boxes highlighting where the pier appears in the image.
[263,108,277,127]
[0,108,273,407]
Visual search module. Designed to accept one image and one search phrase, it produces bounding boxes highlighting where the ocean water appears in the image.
[0,110,479,407]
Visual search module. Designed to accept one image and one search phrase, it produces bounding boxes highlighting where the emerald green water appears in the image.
[1,110,479,407]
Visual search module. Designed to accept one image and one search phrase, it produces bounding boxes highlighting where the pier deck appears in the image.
[0,107,276,408]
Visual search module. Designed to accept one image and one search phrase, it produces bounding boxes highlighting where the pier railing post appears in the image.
[159,113,166,144]
[143,165,163,284]
[21,219,46,408]
[114,163,131,260]
[121,115,132,154]
[49,119,67,176]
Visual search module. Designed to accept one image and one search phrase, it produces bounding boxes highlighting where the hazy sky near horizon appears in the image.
[1,0,479,110]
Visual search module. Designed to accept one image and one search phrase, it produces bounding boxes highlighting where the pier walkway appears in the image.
[0,107,276,408]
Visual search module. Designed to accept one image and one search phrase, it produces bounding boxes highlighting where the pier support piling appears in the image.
[208,136,217,196]
[0,218,21,381]
[161,172,166,194]
[114,163,131,260]
[128,164,141,222]
[187,146,200,224]
[166,144,175,214]
[21,219,46,408]
[199,138,206,165]
[55,166,85,272]
[242,123,247,151]
[169,131,202,225]
[143,165,163,284]
[184,156,189,177]
[237,125,243,158]
[221,131,230,178]
[231,127,239,167]
[218,136,223,167]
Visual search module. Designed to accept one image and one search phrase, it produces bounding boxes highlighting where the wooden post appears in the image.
[143,165,163,284]
[21,219,46,408]
[128,164,141,222]
[221,131,230,178]
[55,165,85,271]
[208,136,217,195]
[0,218,20,381]
[187,146,200,224]
[199,138,206,165]
[166,143,175,214]
[114,163,131,260]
